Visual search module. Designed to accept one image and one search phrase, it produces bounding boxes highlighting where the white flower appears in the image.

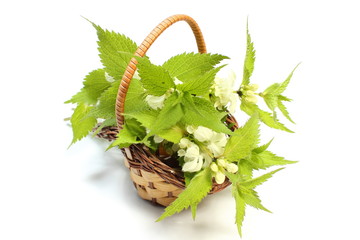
[186,125,197,134]
[215,171,226,184]
[184,144,201,161]
[153,135,164,143]
[193,126,214,142]
[212,71,238,114]
[177,149,186,157]
[105,72,115,83]
[182,157,203,172]
[225,162,238,173]
[145,94,166,110]
[207,142,224,157]
[179,138,193,148]
[206,133,227,157]
[202,152,213,167]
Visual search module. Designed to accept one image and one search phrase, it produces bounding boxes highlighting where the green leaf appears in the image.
[124,78,147,114]
[123,108,158,129]
[253,138,274,154]
[242,168,284,189]
[252,150,297,169]
[181,96,232,135]
[92,118,117,136]
[242,22,256,86]
[89,80,120,119]
[107,121,143,150]
[277,99,295,123]
[157,125,184,143]
[177,66,224,96]
[224,114,260,162]
[239,186,271,212]
[262,93,278,111]
[240,101,293,133]
[232,182,246,237]
[89,20,137,79]
[69,103,97,146]
[65,69,111,105]
[137,60,175,96]
[157,167,213,221]
[238,159,254,180]
[162,52,228,82]
[274,64,300,95]
[148,93,183,134]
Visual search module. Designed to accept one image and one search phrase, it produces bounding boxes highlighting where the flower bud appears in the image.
[153,135,164,143]
[215,171,226,184]
[217,158,227,167]
[210,162,219,172]
[245,95,258,104]
[186,125,197,134]
[248,84,259,91]
[179,138,192,148]
[226,163,239,173]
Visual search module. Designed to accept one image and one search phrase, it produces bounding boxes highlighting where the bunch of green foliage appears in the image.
[65,20,298,238]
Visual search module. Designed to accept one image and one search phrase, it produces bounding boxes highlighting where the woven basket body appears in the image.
[112,15,238,206]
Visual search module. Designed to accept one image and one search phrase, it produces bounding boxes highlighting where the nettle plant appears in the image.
[66,20,298,237]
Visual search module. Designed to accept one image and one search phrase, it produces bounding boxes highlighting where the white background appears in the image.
[1,0,360,239]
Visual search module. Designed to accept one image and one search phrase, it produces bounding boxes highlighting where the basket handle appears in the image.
[115,14,207,129]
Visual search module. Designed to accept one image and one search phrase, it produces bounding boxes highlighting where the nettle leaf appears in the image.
[177,66,224,96]
[137,60,175,96]
[162,52,228,82]
[157,167,213,221]
[157,125,184,143]
[240,101,293,133]
[224,114,260,162]
[277,99,295,123]
[239,186,271,212]
[181,95,232,135]
[242,23,256,86]
[232,186,246,237]
[124,78,147,114]
[92,118,117,136]
[242,168,283,190]
[89,20,137,79]
[274,64,300,95]
[123,108,158,130]
[69,103,97,146]
[89,80,120,119]
[108,118,146,149]
[148,93,183,134]
[252,150,297,169]
[66,69,111,105]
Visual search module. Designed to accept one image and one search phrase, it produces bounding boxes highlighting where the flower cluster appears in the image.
[210,158,238,184]
[177,126,228,172]
[212,71,238,114]
[240,83,259,104]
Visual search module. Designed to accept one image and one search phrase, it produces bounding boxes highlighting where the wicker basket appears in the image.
[103,14,239,207]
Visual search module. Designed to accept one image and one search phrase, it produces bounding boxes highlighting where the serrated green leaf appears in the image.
[181,96,232,135]
[92,118,117,136]
[157,125,184,143]
[66,69,111,105]
[89,80,120,119]
[224,114,260,162]
[242,23,256,86]
[239,186,271,212]
[240,101,293,133]
[177,66,224,96]
[232,184,246,237]
[242,168,284,189]
[162,52,229,82]
[107,120,144,150]
[262,93,278,111]
[138,60,175,96]
[123,108,158,129]
[148,93,183,135]
[89,20,137,79]
[278,95,292,102]
[69,103,97,146]
[253,138,274,154]
[252,150,297,169]
[157,167,213,221]
[274,64,300,95]
[277,99,295,123]
[124,78,147,114]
